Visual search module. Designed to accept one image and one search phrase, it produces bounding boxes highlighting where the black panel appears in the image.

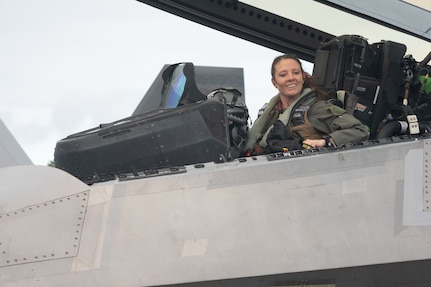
[135,0,334,62]
[54,99,232,184]
[150,259,431,287]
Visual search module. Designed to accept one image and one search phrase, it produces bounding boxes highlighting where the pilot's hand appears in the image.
[302,139,326,148]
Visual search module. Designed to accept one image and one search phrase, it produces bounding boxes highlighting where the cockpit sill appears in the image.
[83,133,426,185]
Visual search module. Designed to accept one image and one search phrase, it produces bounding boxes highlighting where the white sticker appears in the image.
[181,239,209,257]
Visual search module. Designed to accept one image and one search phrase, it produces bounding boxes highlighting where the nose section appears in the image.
[286,71,295,81]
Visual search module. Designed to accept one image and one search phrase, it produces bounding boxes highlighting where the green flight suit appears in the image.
[245,88,369,154]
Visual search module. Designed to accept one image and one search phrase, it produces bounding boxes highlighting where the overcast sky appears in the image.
[1,0,298,165]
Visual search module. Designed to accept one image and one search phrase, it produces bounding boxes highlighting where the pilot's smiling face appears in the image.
[272,58,305,101]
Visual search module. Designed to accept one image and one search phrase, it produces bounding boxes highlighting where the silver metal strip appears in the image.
[424,141,431,211]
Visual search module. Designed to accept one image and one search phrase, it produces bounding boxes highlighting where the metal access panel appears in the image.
[0,191,89,267]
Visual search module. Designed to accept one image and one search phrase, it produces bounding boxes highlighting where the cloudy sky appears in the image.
[0,0,293,165]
